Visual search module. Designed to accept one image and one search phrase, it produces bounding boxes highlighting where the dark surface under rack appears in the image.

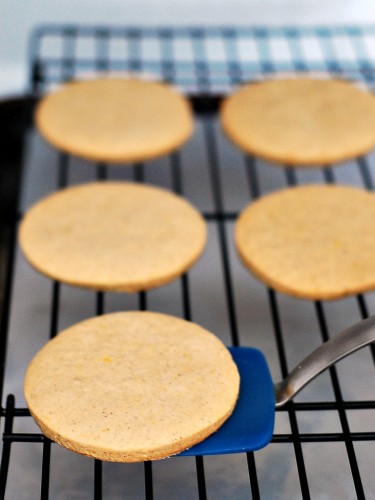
[1,25,375,499]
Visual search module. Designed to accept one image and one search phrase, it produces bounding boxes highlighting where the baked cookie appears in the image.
[235,184,375,300]
[35,77,193,163]
[19,182,206,292]
[220,78,375,166]
[24,311,240,462]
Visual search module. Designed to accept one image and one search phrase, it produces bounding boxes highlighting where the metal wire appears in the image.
[1,24,375,499]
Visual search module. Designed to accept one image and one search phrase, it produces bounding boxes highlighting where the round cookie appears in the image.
[35,77,194,163]
[220,78,375,166]
[19,182,206,292]
[24,311,240,462]
[235,184,375,300]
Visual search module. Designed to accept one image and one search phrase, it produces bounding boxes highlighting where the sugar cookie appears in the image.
[19,182,206,292]
[221,78,375,166]
[24,311,240,462]
[35,77,193,163]
[235,184,375,299]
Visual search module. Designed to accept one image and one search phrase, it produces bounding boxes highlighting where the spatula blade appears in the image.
[180,347,275,456]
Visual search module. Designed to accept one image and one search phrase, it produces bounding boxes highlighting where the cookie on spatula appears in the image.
[24,311,240,462]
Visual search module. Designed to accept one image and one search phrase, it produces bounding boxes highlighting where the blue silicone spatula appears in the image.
[180,315,375,456]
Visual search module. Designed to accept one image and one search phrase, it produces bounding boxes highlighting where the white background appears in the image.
[1,0,375,96]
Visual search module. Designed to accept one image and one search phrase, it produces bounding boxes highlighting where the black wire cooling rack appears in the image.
[0,24,375,499]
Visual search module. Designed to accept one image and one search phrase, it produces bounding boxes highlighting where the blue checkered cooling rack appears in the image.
[29,25,375,93]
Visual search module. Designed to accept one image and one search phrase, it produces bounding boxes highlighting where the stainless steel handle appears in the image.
[274,315,375,408]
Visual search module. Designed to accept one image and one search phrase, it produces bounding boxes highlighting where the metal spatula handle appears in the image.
[274,315,375,407]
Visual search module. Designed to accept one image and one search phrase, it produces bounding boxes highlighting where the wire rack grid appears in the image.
[0,24,375,499]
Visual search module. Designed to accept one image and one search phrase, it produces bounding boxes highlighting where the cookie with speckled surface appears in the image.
[35,77,194,163]
[19,181,206,292]
[24,311,240,462]
[235,184,375,300]
[220,78,375,166]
